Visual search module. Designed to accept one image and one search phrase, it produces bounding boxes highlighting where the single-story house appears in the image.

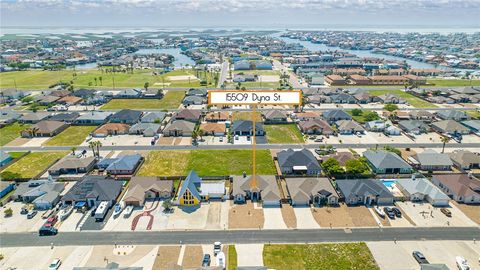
[408,111,435,122]
[294,112,321,121]
[19,112,51,124]
[449,150,480,170]
[0,111,21,126]
[123,176,173,206]
[49,112,80,123]
[199,122,226,136]
[232,174,280,206]
[183,96,205,106]
[435,110,470,121]
[48,156,96,175]
[322,109,352,124]
[98,154,143,175]
[330,93,357,104]
[277,148,321,175]
[363,150,413,174]
[110,109,143,124]
[93,123,130,137]
[398,120,429,135]
[75,111,113,125]
[0,181,15,199]
[232,120,265,136]
[57,95,83,105]
[204,111,230,122]
[431,174,480,204]
[298,119,334,135]
[62,176,123,208]
[285,177,339,206]
[21,120,69,137]
[354,92,380,103]
[431,120,471,135]
[186,88,208,97]
[163,120,195,137]
[0,151,13,167]
[378,93,405,104]
[14,180,65,210]
[321,152,354,166]
[141,112,166,123]
[410,150,453,171]
[384,125,402,136]
[461,120,480,133]
[129,123,161,137]
[365,120,385,132]
[396,178,450,206]
[336,179,394,205]
[174,109,202,123]
[336,120,365,135]
[263,110,288,123]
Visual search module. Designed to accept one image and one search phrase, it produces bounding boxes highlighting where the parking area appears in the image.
[368,241,480,270]
[80,135,153,147]
[166,204,210,230]
[0,201,46,233]
[396,201,478,227]
[198,136,228,145]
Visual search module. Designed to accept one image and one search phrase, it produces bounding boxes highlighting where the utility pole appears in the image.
[251,105,257,190]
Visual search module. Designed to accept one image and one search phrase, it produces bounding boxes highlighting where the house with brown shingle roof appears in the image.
[123,176,173,206]
[204,111,230,122]
[232,175,280,206]
[431,174,480,204]
[21,120,69,137]
[298,119,334,135]
[174,109,201,123]
[58,95,83,105]
[263,110,288,123]
[199,122,226,136]
[285,177,339,206]
[93,123,130,137]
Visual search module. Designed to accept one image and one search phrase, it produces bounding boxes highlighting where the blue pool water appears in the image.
[382,180,396,188]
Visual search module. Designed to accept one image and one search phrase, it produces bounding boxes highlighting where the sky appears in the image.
[1,0,480,28]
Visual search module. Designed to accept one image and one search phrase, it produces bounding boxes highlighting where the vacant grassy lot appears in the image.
[0,123,30,146]
[101,91,185,110]
[232,111,262,122]
[427,79,480,87]
[346,110,380,123]
[137,149,276,176]
[368,90,437,108]
[43,126,97,146]
[1,151,67,179]
[265,124,304,144]
[263,243,379,270]
[227,245,237,270]
[0,69,217,90]
[227,81,281,89]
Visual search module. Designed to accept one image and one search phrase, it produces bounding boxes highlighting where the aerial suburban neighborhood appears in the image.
[1,1,480,270]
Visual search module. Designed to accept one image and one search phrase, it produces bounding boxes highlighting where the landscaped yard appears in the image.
[466,110,480,119]
[0,122,30,146]
[137,149,276,176]
[1,151,67,179]
[263,243,379,270]
[346,109,380,123]
[101,91,185,110]
[265,124,304,144]
[427,79,480,87]
[368,90,437,108]
[43,126,97,146]
[0,69,217,90]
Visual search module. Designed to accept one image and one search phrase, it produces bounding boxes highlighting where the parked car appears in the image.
[48,258,61,270]
[39,226,58,236]
[412,251,429,264]
[20,207,28,215]
[441,208,452,217]
[202,254,211,267]
[383,207,395,219]
[214,241,222,255]
[374,206,385,218]
[27,210,37,219]
[392,207,402,218]
[314,138,323,142]
[456,256,470,270]
[219,137,224,142]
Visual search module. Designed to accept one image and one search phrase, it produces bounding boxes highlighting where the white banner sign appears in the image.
[208,90,302,105]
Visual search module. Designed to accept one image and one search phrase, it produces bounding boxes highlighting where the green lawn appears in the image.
[0,123,30,146]
[427,79,480,87]
[1,151,67,179]
[137,150,276,176]
[227,245,237,270]
[467,110,480,119]
[265,124,304,144]
[101,91,185,110]
[368,90,437,108]
[263,243,379,270]
[0,69,217,90]
[346,110,380,123]
[7,152,28,159]
[43,126,97,146]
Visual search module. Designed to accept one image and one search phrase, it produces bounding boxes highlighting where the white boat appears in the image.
[456,256,470,270]
[374,206,385,218]
[123,205,134,218]
[112,202,124,218]
[216,251,225,269]
[58,206,73,221]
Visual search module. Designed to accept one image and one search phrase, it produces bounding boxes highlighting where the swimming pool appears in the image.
[382,180,396,188]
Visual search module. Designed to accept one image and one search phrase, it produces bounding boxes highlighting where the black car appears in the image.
[392,207,402,218]
[383,207,395,219]
[39,226,58,236]
[202,254,211,267]
[412,251,429,264]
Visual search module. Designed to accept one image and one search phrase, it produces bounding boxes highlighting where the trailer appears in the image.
[94,201,109,221]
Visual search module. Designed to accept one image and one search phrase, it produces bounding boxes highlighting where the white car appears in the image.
[213,241,222,256]
[48,258,61,270]
[455,256,470,270]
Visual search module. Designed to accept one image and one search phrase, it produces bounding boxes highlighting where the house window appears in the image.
[182,190,196,205]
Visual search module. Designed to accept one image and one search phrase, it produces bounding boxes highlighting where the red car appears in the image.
[44,215,58,228]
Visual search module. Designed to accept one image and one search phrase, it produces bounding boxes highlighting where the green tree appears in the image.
[322,158,344,175]
[363,111,379,122]
[345,158,369,175]
[71,147,77,156]
[384,104,399,112]
[351,109,363,116]
[162,199,172,211]
[144,82,150,90]
[4,208,13,217]
[441,136,451,153]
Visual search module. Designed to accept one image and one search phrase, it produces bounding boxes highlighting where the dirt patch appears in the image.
[311,204,377,228]
[152,246,181,270]
[182,245,203,268]
[229,201,264,229]
[281,204,297,229]
[452,201,480,225]
[85,245,154,267]
[5,137,29,146]
[158,137,174,145]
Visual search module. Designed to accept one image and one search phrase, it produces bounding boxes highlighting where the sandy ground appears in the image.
[311,204,377,228]
[4,137,29,146]
[168,75,198,81]
[81,135,152,147]
[258,75,280,82]
[205,201,229,230]
[181,245,203,268]
[152,246,181,270]
[58,211,85,232]
[263,207,288,229]
[293,206,321,229]
[396,201,477,227]
[369,207,391,227]
[229,201,264,229]
[167,205,209,230]
[368,241,480,270]
[235,244,264,267]
[280,204,297,229]
[452,202,480,225]
[0,201,46,233]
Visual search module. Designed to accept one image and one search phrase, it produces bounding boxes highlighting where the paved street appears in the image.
[217,61,229,88]
[1,227,478,247]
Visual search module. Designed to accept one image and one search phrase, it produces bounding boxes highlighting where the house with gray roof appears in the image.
[277,148,321,175]
[431,120,470,135]
[461,120,480,133]
[232,175,280,206]
[232,120,264,136]
[322,109,352,124]
[365,120,385,132]
[363,150,413,174]
[19,112,51,124]
[398,120,429,135]
[336,179,394,205]
[110,109,143,124]
[141,112,166,123]
[129,123,161,137]
[100,154,143,175]
[298,119,334,135]
[285,177,338,206]
[336,120,365,134]
[21,120,69,137]
[115,89,142,98]
[396,178,450,206]
[0,110,21,126]
[449,150,480,170]
[75,111,113,125]
[330,93,357,104]
[163,120,195,137]
[186,88,208,97]
[14,180,65,209]
[49,112,80,123]
[183,96,205,106]
[48,156,96,176]
[263,110,288,123]
[435,110,470,121]
[174,109,201,123]
[61,176,123,208]
[410,150,453,171]
[452,86,480,95]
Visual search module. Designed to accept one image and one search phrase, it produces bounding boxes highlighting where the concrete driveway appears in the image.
[294,206,321,229]
[235,244,264,267]
[396,201,477,227]
[263,207,287,229]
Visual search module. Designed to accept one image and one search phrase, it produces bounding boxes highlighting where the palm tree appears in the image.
[441,136,451,153]
[94,141,102,157]
[99,76,103,86]
[88,141,96,157]
[94,77,97,86]
[197,129,204,141]
[192,130,198,143]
